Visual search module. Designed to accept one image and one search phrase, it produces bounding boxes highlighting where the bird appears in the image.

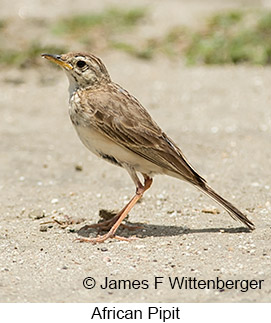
[42,52,254,243]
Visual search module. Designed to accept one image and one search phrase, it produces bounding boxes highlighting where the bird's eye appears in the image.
[76,60,86,68]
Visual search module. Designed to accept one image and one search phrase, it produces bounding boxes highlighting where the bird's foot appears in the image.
[75,232,137,244]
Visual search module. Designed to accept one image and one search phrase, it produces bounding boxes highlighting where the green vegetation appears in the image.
[0,20,6,29]
[0,43,67,67]
[53,7,146,35]
[111,40,156,60]
[113,9,271,65]
[51,7,147,52]
[2,7,271,67]
[0,6,146,68]
[185,10,271,65]
[112,26,188,60]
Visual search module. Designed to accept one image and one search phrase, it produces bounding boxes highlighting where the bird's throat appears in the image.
[65,70,79,97]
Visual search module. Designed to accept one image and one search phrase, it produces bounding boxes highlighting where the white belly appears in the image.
[74,125,163,175]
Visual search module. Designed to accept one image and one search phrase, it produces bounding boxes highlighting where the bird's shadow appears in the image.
[76,221,250,239]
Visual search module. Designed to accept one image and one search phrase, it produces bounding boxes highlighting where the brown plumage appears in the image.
[42,52,254,243]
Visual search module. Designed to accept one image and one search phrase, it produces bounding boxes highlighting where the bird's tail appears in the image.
[196,182,255,230]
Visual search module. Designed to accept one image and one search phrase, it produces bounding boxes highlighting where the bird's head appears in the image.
[42,52,111,94]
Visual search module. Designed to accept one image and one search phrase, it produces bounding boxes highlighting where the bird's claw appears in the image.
[74,233,138,244]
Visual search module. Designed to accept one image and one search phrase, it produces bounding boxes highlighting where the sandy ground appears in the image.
[1,0,271,302]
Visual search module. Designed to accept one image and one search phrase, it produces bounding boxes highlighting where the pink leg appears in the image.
[76,174,152,243]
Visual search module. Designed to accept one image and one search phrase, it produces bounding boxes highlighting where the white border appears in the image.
[0,303,270,323]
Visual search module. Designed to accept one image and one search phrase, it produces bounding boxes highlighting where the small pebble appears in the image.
[75,164,83,171]
[40,225,48,232]
[51,198,59,204]
[211,126,219,134]
[251,182,260,187]
[101,247,108,252]
[135,245,145,249]
[157,193,166,200]
[99,209,117,220]
[202,208,220,214]
[28,209,45,220]
[103,256,111,262]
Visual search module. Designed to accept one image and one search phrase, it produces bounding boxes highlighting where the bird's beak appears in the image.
[41,53,73,70]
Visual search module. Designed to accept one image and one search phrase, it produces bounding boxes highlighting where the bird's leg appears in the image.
[76,173,152,243]
[81,170,147,232]
[84,171,145,232]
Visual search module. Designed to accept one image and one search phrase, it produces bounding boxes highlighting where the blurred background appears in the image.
[1,0,271,67]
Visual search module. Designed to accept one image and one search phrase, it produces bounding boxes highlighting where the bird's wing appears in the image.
[79,84,205,185]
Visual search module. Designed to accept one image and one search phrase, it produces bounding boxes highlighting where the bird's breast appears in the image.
[68,92,164,176]
[69,92,93,127]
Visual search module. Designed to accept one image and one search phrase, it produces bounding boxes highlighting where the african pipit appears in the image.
[42,52,254,243]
